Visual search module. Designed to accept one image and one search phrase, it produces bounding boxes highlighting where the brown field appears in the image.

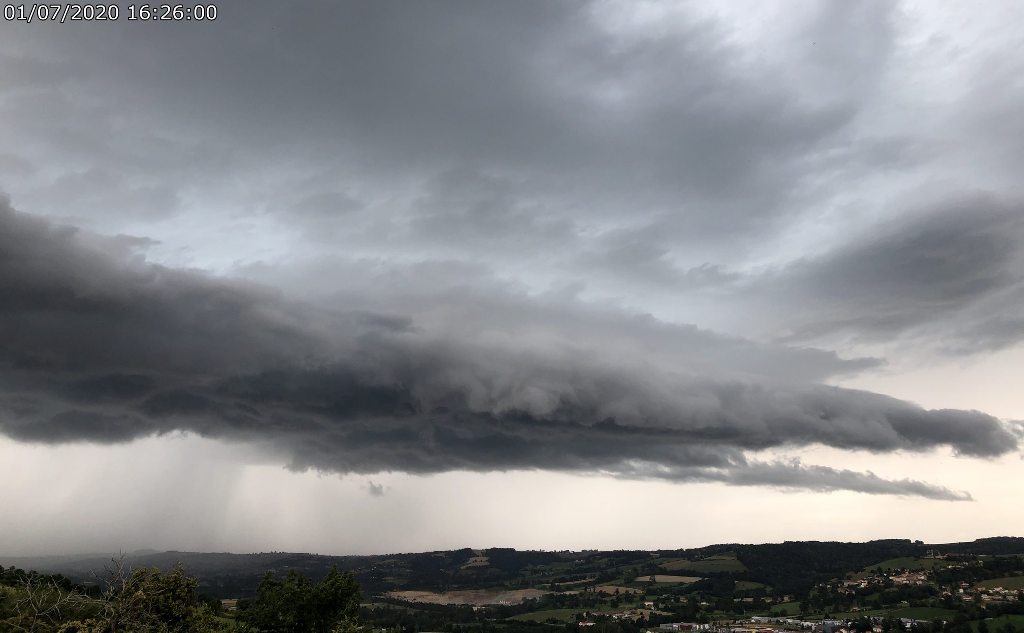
[386,589,549,606]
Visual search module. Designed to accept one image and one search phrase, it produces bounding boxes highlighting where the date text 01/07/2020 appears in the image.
[2,3,217,23]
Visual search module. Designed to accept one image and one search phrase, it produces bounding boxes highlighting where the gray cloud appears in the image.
[6,2,1021,360]
[2,3,1022,320]
[731,194,1024,351]
[551,192,1024,356]
[614,460,972,502]
[0,202,1015,499]
[0,1,897,252]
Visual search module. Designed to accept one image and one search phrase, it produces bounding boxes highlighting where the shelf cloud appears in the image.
[0,201,1011,500]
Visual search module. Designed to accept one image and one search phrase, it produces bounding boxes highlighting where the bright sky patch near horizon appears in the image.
[1,0,1023,556]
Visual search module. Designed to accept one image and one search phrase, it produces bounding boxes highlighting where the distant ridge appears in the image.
[4,537,1022,599]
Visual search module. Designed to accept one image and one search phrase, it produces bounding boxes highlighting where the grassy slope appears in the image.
[975,576,1024,590]
[771,602,802,615]
[829,607,959,620]
[736,581,768,591]
[970,615,1024,633]
[509,605,620,623]
[664,553,748,574]
[863,558,949,571]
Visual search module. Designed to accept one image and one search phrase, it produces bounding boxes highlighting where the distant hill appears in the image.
[4,537,1023,600]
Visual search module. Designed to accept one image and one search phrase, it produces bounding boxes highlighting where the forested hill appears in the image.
[731,538,1024,595]
[4,537,1023,600]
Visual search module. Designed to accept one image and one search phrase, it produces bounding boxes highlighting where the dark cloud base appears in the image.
[0,202,1014,501]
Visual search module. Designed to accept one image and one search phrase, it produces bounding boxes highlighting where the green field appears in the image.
[663,553,747,573]
[863,557,949,572]
[830,607,958,620]
[638,575,703,584]
[890,607,959,620]
[970,615,1024,633]
[736,580,768,591]
[771,601,802,616]
[363,602,423,612]
[510,606,618,623]
[510,608,585,623]
[975,575,1024,590]
[552,577,598,588]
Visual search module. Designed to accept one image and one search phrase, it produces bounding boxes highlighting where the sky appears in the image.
[1,0,1024,556]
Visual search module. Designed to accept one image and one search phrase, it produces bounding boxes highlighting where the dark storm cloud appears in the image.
[0,203,1015,499]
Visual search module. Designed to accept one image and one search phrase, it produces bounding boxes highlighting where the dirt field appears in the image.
[386,589,550,606]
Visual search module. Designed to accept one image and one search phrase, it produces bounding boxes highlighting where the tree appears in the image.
[313,567,361,629]
[2,572,93,633]
[237,567,361,633]
[1,557,224,633]
[57,557,224,633]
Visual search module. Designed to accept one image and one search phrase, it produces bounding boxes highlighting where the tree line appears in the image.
[0,557,362,633]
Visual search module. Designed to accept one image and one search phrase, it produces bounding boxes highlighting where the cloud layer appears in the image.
[0,201,1014,500]
[726,195,1024,350]
[5,1,1024,364]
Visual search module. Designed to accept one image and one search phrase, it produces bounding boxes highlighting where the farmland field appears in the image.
[863,557,950,571]
[975,575,1024,589]
[970,615,1024,633]
[461,555,490,568]
[662,553,747,573]
[509,608,585,623]
[736,580,768,591]
[551,577,598,587]
[890,607,960,620]
[386,589,549,606]
[831,607,958,620]
[596,584,642,594]
[509,605,619,623]
[637,574,703,584]
[772,601,802,615]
